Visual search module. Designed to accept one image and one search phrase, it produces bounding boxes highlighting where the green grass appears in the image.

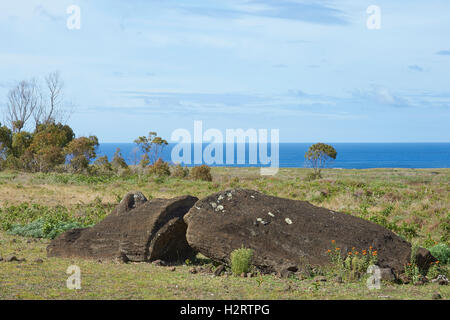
[0,167,449,299]
[0,231,448,300]
[0,199,112,239]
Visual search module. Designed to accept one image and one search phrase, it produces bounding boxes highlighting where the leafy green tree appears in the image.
[0,123,13,159]
[33,122,74,147]
[65,136,99,172]
[35,146,66,172]
[11,131,33,158]
[134,131,168,165]
[27,122,75,172]
[304,143,337,178]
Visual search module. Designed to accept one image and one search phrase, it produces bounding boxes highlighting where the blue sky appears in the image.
[0,0,449,142]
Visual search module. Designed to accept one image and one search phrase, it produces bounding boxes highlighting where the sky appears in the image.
[0,0,449,143]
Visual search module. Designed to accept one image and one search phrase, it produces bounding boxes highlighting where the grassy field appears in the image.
[0,167,449,300]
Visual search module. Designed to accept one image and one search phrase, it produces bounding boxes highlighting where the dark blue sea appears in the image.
[96,143,450,169]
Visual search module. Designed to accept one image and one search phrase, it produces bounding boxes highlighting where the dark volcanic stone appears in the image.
[184,189,432,274]
[379,268,396,281]
[47,193,198,263]
[414,247,437,270]
[110,191,148,216]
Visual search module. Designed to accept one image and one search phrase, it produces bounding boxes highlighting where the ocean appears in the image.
[95,143,450,169]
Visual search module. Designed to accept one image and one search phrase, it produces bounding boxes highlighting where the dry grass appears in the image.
[0,167,449,300]
[0,167,448,244]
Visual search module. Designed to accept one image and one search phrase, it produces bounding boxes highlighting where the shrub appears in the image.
[0,200,110,239]
[305,171,322,181]
[404,245,426,281]
[8,218,85,239]
[92,155,113,175]
[111,148,128,169]
[229,176,240,188]
[148,158,171,177]
[426,261,449,279]
[429,243,450,265]
[191,165,212,181]
[117,166,132,177]
[230,246,253,275]
[327,241,378,281]
[171,164,189,178]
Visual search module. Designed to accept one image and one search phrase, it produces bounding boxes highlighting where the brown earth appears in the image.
[47,192,198,263]
[184,189,435,274]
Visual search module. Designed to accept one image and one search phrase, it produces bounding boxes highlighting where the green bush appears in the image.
[426,262,449,279]
[171,164,189,178]
[305,171,321,181]
[191,165,212,182]
[0,199,110,239]
[92,156,113,175]
[230,246,254,275]
[429,243,450,265]
[8,218,86,239]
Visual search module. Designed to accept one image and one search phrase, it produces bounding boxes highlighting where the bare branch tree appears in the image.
[6,72,75,132]
[6,79,41,132]
[33,71,71,126]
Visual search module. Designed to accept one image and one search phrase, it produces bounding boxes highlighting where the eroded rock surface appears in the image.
[47,192,198,262]
[184,189,434,273]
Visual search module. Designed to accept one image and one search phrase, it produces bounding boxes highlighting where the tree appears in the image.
[28,122,75,171]
[139,153,150,168]
[93,155,113,174]
[5,79,41,132]
[33,71,72,126]
[31,122,75,150]
[304,143,337,178]
[35,145,66,172]
[11,131,33,158]
[65,136,99,172]
[5,72,74,133]
[111,148,128,169]
[134,131,168,165]
[0,123,12,159]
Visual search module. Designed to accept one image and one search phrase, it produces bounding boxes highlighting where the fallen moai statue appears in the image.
[184,189,435,274]
[47,192,198,263]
